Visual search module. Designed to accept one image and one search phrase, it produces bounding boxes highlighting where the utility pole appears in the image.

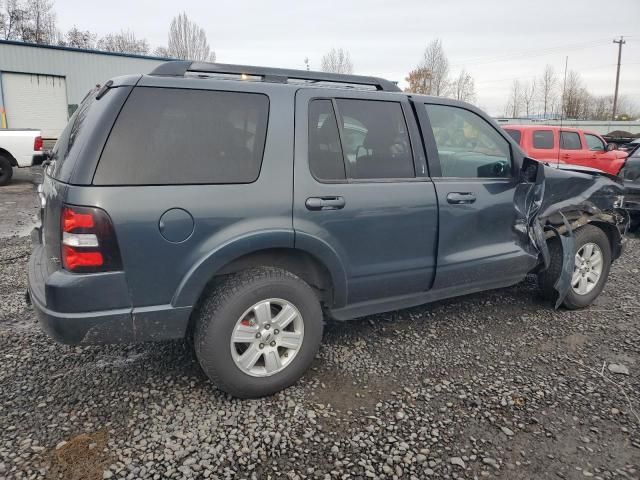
[612,36,626,120]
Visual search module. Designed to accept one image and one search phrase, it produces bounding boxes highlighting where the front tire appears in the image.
[538,225,612,309]
[0,155,13,186]
[194,267,323,398]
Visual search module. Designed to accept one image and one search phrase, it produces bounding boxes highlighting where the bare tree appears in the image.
[1,0,57,44]
[167,12,215,62]
[320,48,354,74]
[0,0,23,40]
[153,46,170,58]
[452,69,475,103]
[418,39,449,96]
[522,81,536,117]
[537,65,557,118]
[562,70,590,119]
[63,26,96,49]
[404,67,431,94]
[505,80,523,118]
[97,30,149,55]
[21,0,56,44]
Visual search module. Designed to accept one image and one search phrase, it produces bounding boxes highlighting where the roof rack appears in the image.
[149,61,401,92]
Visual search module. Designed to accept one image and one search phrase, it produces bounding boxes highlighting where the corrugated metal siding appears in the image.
[0,42,165,106]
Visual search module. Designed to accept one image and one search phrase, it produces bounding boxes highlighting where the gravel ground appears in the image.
[0,173,639,480]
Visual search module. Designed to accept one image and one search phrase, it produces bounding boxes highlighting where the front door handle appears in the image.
[446,192,476,205]
[305,196,346,211]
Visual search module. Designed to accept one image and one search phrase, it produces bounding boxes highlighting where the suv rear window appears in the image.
[94,87,269,185]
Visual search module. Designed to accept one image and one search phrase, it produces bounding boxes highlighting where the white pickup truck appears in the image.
[0,129,44,185]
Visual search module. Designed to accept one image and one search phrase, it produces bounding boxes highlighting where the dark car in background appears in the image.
[27,61,628,398]
[619,145,640,229]
[621,138,640,157]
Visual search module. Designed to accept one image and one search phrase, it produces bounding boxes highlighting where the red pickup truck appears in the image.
[503,125,628,176]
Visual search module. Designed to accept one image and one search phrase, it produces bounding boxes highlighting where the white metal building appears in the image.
[0,40,169,139]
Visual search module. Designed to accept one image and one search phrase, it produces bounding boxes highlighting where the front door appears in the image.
[293,89,438,306]
[560,130,586,167]
[417,101,538,293]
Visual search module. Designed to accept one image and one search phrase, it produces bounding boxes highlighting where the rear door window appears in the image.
[560,131,582,150]
[533,130,554,149]
[94,87,269,185]
[308,99,346,181]
[335,99,415,180]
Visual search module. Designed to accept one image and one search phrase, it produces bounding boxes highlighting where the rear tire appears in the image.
[0,155,13,186]
[194,267,323,398]
[538,225,611,309]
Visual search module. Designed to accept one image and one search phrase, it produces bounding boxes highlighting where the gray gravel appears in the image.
[1,174,639,480]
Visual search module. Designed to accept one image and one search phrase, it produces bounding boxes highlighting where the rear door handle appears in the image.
[446,192,476,205]
[305,196,346,211]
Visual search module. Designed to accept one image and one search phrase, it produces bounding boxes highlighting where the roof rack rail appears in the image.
[149,61,401,92]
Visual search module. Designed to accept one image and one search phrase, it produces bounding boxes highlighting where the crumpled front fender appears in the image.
[516,158,628,307]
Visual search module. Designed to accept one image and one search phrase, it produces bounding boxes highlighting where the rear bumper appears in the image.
[27,235,192,345]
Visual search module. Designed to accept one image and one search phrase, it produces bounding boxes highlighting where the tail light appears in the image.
[61,205,122,273]
[34,136,43,151]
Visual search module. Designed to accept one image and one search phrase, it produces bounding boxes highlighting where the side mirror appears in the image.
[606,143,617,152]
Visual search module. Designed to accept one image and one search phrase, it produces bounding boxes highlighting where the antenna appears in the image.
[557,56,568,168]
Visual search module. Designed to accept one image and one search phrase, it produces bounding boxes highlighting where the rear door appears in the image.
[416,101,537,292]
[293,88,438,306]
[529,128,558,164]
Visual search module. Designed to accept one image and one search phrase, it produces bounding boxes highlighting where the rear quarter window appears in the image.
[94,87,269,185]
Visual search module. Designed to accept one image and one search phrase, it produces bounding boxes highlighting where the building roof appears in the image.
[0,39,173,62]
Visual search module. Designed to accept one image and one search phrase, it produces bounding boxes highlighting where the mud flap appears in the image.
[551,214,576,309]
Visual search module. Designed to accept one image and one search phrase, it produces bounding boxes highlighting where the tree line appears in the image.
[322,40,638,121]
[0,0,215,61]
[505,67,637,120]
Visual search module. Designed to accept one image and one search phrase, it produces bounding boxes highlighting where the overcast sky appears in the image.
[55,0,640,115]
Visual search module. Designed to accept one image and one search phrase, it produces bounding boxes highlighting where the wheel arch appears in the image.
[542,213,624,262]
[172,234,347,312]
[0,148,17,167]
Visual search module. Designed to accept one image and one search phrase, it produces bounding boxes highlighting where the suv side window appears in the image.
[94,87,269,185]
[560,131,582,150]
[585,133,605,151]
[505,129,521,145]
[425,104,511,178]
[335,99,415,180]
[533,130,554,149]
[308,99,346,181]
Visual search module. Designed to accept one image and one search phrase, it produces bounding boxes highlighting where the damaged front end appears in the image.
[516,158,628,308]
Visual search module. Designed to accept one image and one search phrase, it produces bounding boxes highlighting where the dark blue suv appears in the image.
[28,61,627,398]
